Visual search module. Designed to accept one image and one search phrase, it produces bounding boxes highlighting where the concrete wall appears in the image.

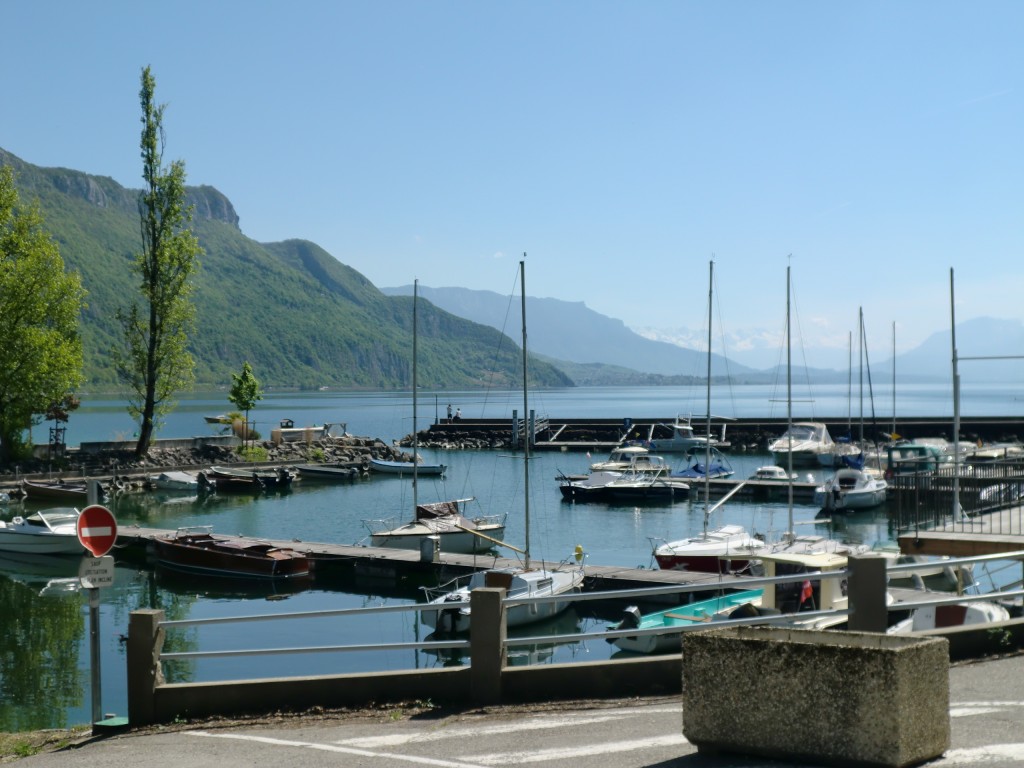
[682,627,950,768]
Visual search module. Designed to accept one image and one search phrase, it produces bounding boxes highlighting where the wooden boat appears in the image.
[0,507,84,555]
[22,478,103,502]
[607,588,765,654]
[152,527,311,580]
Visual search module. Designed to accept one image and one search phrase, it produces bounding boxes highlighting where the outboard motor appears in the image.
[616,605,642,630]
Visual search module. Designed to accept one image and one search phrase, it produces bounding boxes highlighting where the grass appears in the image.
[0,727,90,763]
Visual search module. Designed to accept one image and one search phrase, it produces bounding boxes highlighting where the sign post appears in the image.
[77,504,118,729]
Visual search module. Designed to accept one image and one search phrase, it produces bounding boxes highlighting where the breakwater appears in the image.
[417,415,1024,451]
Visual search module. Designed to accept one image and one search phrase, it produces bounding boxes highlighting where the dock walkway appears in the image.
[117,525,748,595]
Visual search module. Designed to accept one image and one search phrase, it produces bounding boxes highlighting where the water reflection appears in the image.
[0,553,85,731]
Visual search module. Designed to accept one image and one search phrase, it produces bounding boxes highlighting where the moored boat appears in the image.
[22,478,104,502]
[365,498,506,554]
[0,508,85,555]
[814,467,888,511]
[607,588,765,654]
[207,465,295,490]
[152,527,311,580]
[368,457,446,476]
[148,470,201,491]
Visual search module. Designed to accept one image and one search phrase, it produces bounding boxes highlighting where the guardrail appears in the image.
[126,551,1024,727]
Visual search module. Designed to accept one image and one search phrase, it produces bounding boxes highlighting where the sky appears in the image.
[3,1,1022,369]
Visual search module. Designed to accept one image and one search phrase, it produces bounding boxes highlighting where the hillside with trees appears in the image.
[0,148,571,392]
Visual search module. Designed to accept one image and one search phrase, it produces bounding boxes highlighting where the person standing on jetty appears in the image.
[447,404,453,422]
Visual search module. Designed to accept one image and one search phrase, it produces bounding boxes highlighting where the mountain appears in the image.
[380,285,763,380]
[0,148,572,391]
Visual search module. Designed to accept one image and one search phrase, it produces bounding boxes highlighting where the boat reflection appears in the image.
[0,551,82,596]
[420,607,585,667]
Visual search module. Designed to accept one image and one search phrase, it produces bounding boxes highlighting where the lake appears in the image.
[1,383,1017,732]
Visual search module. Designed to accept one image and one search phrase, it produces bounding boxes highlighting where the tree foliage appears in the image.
[114,66,202,457]
[0,165,86,464]
[228,361,262,448]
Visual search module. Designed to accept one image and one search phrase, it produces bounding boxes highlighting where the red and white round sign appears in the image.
[76,505,118,558]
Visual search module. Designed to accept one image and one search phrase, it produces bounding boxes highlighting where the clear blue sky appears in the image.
[3,1,1021,368]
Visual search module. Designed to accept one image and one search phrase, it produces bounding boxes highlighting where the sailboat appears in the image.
[770,266,869,559]
[814,308,889,512]
[421,259,584,633]
[651,261,765,574]
[364,280,506,554]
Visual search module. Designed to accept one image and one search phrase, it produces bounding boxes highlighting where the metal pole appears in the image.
[89,587,102,724]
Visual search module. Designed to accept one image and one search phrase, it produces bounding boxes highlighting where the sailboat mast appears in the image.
[704,260,713,536]
[891,322,897,438]
[412,279,419,511]
[950,267,961,518]
[786,265,794,536]
[520,257,531,570]
[858,307,865,445]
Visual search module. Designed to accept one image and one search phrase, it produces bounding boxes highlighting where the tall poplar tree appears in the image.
[115,66,202,458]
[0,166,86,465]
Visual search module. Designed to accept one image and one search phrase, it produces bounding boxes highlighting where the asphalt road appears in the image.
[17,654,1024,768]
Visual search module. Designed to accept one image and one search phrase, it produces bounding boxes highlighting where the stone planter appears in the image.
[681,627,949,768]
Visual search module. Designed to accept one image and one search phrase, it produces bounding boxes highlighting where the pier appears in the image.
[424,414,1024,452]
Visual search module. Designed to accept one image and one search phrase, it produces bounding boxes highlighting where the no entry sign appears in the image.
[77,505,118,558]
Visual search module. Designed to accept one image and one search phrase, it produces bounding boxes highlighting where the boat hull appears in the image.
[153,533,311,580]
[368,458,446,476]
[370,524,505,555]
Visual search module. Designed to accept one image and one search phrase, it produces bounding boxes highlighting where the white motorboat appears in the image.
[365,498,506,554]
[632,414,729,454]
[0,508,84,555]
[560,454,677,502]
[149,470,201,491]
[588,444,650,472]
[814,467,888,511]
[768,422,835,467]
[750,465,796,482]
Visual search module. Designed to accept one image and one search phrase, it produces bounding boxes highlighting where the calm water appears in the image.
[2,383,1020,732]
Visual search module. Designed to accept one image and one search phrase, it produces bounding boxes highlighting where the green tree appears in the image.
[114,66,202,458]
[228,361,262,449]
[0,165,86,465]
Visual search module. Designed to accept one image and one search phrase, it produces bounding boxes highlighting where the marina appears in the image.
[5,383,1024,732]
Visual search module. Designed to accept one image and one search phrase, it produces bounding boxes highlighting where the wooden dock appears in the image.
[116,524,749,596]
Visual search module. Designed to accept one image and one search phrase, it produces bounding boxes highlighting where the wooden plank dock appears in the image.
[116,524,749,596]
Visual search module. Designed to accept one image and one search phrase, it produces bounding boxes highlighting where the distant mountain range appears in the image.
[383,285,1024,385]
[5,145,1021,391]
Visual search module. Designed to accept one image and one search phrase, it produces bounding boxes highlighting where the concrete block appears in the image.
[681,626,949,768]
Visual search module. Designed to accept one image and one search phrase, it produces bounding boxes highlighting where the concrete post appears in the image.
[847,554,889,633]
[127,609,165,727]
[470,587,507,704]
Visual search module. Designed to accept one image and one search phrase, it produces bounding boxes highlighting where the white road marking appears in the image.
[337,709,676,749]
[464,734,690,765]
[188,731,490,768]
[934,744,1024,764]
